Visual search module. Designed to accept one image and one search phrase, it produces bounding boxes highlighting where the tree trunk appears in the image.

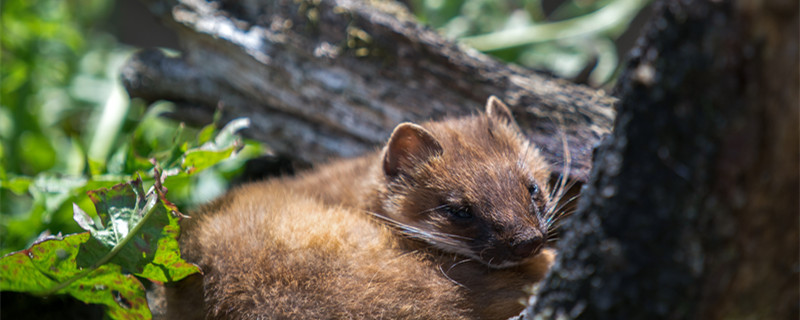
[524,0,798,319]
[121,0,616,181]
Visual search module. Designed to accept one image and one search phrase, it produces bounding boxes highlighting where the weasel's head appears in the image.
[378,96,553,268]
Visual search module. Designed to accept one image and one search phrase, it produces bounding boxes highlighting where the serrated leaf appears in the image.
[75,174,200,283]
[0,233,151,319]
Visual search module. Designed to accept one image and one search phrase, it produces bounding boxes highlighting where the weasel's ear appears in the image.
[485,95,519,130]
[383,123,443,178]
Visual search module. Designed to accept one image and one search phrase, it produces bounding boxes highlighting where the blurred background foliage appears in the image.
[0,0,264,256]
[0,0,651,255]
[415,0,652,86]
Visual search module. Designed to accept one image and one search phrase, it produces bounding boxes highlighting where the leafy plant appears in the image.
[0,117,254,319]
[0,103,262,254]
[1,0,117,177]
[1,4,263,318]
[1,172,195,319]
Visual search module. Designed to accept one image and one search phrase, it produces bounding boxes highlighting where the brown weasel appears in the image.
[167,97,561,319]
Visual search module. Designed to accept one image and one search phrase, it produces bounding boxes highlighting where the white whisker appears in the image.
[446,258,474,274]
[438,264,469,289]
[366,211,472,247]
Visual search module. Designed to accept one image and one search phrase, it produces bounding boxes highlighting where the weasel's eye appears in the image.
[528,183,546,207]
[445,205,472,219]
[527,183,540,196]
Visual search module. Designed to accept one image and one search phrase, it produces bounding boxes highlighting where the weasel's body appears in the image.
[169,97,558,319]
[174,183,473,319]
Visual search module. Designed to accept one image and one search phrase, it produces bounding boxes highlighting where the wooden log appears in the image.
[121,0,616,181]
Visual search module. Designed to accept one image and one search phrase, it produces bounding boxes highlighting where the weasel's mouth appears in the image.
[474,242,545,269]
[479,254,543,269]
[428,241,542,269]
[484,259,526,269]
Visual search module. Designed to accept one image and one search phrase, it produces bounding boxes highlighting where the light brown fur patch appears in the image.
[173,182,472,319]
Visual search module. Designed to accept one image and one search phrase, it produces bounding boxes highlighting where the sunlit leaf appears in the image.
[181,117,249,174]
[0,233,151,320]
[72,203,95,231]
[74,173,200,283]
[0,171,201,318]
[211,117,249,148]
[197,123,216,145]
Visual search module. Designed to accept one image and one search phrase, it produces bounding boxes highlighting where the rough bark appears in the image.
[120,0,616,181]
[525,0,799,319]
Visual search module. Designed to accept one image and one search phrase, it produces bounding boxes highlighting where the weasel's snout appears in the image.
[511,236,543,259]
[511,237,542,259]
[480,233,545,268]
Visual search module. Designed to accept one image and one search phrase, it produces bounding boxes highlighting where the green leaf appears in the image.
[0,177,32,194]
[181,117,249,174]
[72,203,95,231]
[0,233,151,319]
[0,170,201,319]
[212,117,249,148]
[196,123,216,145]
[182,149,236,174]
[75,173,200,283]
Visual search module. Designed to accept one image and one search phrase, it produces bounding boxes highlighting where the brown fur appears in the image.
[173,183,472,319]
[167,97,558,319]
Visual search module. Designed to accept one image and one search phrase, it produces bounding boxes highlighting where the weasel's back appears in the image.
[171,181,472,319]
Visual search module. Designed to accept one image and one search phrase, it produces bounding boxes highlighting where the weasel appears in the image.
[166,97,563,319]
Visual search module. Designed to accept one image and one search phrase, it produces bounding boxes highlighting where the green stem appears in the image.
[38,193,159,296]
[460,0,649,51]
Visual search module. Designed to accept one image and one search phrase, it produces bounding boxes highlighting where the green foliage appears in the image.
[1,0,118,177]
[73,175,200,283]
[181,118,251,174]
[1,233,151,319]
[1,171,202,319]
[0,0,262,254]
[0,106,260,256]
[1,118,252,318]
[1,0,134,255]
[0,3,263,314]
[413,0,652,86]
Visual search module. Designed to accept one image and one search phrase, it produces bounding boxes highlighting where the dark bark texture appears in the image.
[525,0,798,319]
[121,0,616,181]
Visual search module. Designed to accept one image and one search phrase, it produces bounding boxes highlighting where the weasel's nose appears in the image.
[511,237,543,259]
